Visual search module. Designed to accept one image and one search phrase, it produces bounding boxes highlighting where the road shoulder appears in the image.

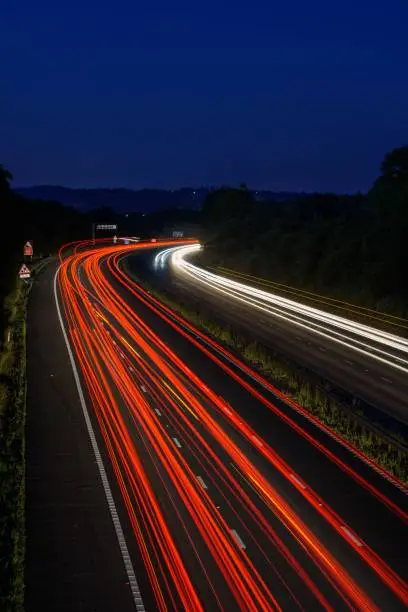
[25,263,134,611]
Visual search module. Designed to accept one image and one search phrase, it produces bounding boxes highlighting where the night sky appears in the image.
[1,1,407,192]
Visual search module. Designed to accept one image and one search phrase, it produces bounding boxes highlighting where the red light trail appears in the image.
[55,239,408,611]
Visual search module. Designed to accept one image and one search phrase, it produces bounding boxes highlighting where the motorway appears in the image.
[145,244,408,428]
[55,239,408,611]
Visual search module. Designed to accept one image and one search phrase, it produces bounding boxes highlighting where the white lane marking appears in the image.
[173,437,182,448]
[344,359,353,365]
[364,369,369,373]
[231,529,246,550]
[295,336,301,340]
[251,435,264,448]
[154,409,162,416]
[197,476,208,489]
[381,376,392,384]
[142,274,408,494]
[54,268,145,611]
[319,346,326,352]
[341,526,363,547]
[129,366,134,372]
[120,352,125,359]
[290,474,307,490]
[140,384,147,393]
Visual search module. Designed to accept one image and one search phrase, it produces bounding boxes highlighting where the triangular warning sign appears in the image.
[19,264,31,278]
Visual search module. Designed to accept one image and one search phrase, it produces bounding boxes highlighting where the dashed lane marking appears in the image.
[231,529,246,550]
[290,474,307,490]
[197,476,208,489]
[341,526,363,547]
[251,435,264,448]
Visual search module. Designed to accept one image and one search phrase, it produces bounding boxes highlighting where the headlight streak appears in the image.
[113,252,408,508]
[170,245,408,374]
[55,238,408,610]
[154,244,195,269]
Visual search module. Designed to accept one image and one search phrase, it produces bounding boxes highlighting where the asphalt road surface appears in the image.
[26,261,135,612]
[35,238,408,611]
[132,245,408,429]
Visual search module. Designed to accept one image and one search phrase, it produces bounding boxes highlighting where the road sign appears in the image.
[96,224,117,230]
[19,263,31,279]
[24,241,33,257]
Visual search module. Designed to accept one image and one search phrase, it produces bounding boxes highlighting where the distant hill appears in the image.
[14,186,307,213]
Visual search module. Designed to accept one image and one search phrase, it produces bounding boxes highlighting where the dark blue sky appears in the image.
[1,1,407,192]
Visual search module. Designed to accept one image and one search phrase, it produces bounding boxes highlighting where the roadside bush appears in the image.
[123,263,408,483]
[0,284,27,612]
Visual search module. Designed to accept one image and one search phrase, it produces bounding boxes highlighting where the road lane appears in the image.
[135,246,408,427]
[55,240,408,610]
[26,262,136,612]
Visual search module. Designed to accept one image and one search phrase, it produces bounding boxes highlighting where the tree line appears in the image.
[0,168,201,340]
[2,144,407,328]
[200,146,408,316]
[0,167,88,340]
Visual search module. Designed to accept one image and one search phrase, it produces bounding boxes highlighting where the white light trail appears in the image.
[159,244,408,375]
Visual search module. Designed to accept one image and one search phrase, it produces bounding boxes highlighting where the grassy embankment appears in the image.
[123,261,407,483]
[0,281,27,611]
[0,258,52,612]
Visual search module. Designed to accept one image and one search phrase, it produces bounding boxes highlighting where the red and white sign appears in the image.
[113,235,118,244]
[24,241,33,257]
[19,263,31,279]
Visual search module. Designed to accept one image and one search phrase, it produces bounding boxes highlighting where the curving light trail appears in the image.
[169,244,408,374]
[55,238,408,611]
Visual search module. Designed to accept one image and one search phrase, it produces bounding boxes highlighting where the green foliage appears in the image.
[200,146,408,315]
[123,263,407,483]
[0,164,88,345]
[0,283,27,612]
[202,186,255,227]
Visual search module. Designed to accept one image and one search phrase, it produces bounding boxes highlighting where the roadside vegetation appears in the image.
[0,165,85,610]
[124,263,407,484]
[0,281,27,611]
[199,146,408,319]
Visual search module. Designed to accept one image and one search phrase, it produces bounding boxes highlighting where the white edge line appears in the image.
[54,266,145,611]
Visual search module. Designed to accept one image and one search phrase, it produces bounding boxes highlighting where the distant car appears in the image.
[151,238,157,242]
